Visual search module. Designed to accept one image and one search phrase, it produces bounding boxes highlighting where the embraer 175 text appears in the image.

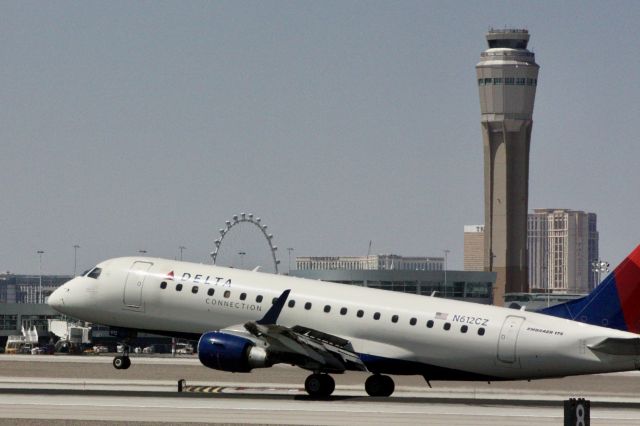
[49,245,640,397]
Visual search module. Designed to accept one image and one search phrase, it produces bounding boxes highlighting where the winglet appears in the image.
[256,289,291,325]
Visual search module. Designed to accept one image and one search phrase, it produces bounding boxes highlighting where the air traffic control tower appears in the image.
[476,29,539,305]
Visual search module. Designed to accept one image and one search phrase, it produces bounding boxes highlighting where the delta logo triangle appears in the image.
[166,271,175,281]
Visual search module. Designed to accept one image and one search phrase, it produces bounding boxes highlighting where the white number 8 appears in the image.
[575,403,585,426]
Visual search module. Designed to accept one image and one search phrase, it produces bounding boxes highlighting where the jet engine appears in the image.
[197,331,269,372]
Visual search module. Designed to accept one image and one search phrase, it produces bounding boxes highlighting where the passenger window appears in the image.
[272,297,278,305]
[357,310,364,318]
[256,295,263,303]
[160,282,167,289]
[478,328,486,336]
[409,317,417,326]
[87,268,102,279]
[443,322,451,331]
[240,293,247,301]
[427,320,434,328]
[288,300,296,308]
[305,302,312,310]
[207,288,214,296]
[373,312,381,320]
[461,325,468,333]
[391,315,399,323]
[224,290,231,298]
[340,307,347,315]
[191,286,198,294]
[324,305,331,313]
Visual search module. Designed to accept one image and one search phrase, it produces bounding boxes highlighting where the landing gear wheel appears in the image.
[365,374,395,397]
[113,355,131,370]
[304,373,335,398]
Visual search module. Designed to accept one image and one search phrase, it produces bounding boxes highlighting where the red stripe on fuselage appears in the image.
[615,245,640,333]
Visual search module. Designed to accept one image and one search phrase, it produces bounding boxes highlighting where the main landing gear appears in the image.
[303,373,396,398]
[364,374,395,397]
[304,373,335,398]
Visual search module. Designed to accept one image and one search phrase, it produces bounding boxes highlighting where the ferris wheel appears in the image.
[210,213,280,274]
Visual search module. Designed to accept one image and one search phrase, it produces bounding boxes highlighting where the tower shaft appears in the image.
[476,29,539,304]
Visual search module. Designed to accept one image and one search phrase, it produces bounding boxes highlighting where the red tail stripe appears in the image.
[615,245,640,333]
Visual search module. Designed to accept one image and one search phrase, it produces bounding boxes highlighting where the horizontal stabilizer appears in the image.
[588,337,640,356]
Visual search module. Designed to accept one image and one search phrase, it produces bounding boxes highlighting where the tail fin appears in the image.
[538,245,640,332]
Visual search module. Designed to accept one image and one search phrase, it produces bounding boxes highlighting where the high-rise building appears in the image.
[464,225,485,271]
[476,29,540,304]
[528,209,598,293]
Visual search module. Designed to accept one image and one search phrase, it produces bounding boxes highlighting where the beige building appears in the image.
[476,29,540,304]
[528,209,598,293]
[464,225,485,271]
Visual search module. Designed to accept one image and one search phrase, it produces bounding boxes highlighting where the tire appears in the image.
[320,374,335,396]
[305,373,334,398]
[122,356,131,369]
[113,356,124,369]
[365,374,394,397]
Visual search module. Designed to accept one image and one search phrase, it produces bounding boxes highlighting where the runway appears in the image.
[1,354,640,425]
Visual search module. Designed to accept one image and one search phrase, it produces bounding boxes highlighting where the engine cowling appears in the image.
[197,331,269,372]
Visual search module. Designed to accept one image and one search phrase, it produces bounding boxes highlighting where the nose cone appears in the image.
[48,285,67,312]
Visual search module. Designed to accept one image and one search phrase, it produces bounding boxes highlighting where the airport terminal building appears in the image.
[292,255,496,304]
[0,274,72,346]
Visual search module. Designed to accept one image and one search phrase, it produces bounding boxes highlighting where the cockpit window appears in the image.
[86,267,102,279]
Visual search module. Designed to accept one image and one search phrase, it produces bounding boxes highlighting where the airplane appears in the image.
[48,244,640,398]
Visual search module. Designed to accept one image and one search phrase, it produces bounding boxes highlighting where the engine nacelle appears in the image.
[197,331,269,372]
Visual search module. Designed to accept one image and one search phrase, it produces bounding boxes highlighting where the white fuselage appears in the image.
[49,257,640,380]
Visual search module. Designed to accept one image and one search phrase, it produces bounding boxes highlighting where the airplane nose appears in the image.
[48,285,67,311]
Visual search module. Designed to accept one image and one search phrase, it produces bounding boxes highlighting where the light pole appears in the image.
[287,248,294,273]
[73,244,80,276]
[238,251,246,269]
[443,249,450,297]
[37,250,45,304]
[179,246,186,261]
[591,259,610,288]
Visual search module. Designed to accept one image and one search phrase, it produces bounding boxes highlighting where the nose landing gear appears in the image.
[113,343,131,370]
[113,354,131,369]
[109,328,137,370]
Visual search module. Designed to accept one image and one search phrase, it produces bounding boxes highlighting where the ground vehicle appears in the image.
[175,343,194,354]
[4,336,26,354]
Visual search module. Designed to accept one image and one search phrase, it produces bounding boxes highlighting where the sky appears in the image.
[1,1,639,275]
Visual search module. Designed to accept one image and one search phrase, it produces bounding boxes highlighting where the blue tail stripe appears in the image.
[538,272,627,330]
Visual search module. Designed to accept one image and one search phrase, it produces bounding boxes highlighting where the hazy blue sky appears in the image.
[2,1,639,275]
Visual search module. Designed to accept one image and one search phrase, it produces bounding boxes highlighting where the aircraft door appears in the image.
[123,261,153,310]
[497,315,525,364]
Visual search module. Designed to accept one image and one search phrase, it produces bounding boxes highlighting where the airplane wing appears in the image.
[224,289,367,373]
[588,337,640,356]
